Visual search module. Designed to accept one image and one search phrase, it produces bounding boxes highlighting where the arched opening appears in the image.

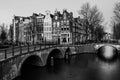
[65,48,71,60]
[46,49,63,73]
[47,49,63,67]
[63,38,67,43]
[20,55,43,79]
[97,45,118,62]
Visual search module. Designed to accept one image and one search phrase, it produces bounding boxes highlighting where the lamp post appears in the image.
[45,37,46,48]
[13,15,16,44]
[12,43,14,56]
[40,33,43,50]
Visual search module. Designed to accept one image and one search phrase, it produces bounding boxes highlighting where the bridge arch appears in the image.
[49,48,64,58]
[65,47,72,55]
[18,54,43,76]
[64,47,72,59]
[46,48,63,66]
[97,45,118,61]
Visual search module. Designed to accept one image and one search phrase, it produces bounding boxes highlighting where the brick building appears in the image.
[11,10,86,45]
[60,9,73,44]
[36,13,45,43]
[52,9,62,44]
[72,17,86,44]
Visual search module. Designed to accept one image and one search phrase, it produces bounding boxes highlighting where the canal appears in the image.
[14,53,120,80]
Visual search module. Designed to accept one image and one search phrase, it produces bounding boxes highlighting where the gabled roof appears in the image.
[32,13,39,16]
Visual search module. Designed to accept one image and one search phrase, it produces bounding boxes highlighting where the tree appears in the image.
[78,2,104,41]
[0,27,7,43]
[113,23,120,39]
[113,2,120,23]
[9,24,14,42]
[112,2,120,39]
[94,25,105,42]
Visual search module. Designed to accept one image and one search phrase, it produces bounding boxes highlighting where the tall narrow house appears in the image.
[43,10,53,42]
[52,9,62,44]
[60,9,73,44]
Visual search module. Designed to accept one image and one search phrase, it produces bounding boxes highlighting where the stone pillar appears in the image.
[13,15,16,43]
[66,52,69,60]
[50,57,54,66]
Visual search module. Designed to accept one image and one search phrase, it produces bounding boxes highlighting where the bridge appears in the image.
[0,43,119,80]
[94,43,120,51]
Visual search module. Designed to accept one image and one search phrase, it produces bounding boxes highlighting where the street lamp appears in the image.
[44,37,46,48]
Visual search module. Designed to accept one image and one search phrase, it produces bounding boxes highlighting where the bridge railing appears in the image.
[0,43,58,62]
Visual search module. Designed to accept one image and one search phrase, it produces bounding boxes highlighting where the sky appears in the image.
[0,0,119,33]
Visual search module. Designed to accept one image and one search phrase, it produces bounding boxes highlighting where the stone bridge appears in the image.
[94,43,120,51]
[0,44,96,80]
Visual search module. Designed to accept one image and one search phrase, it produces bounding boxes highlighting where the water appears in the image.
[14,54,120,80]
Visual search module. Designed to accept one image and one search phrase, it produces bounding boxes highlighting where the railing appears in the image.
[0,43,57,62]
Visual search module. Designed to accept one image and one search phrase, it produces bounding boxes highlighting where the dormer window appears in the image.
[64,13,67,19]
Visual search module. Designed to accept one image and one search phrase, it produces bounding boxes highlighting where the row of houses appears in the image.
[9,9,86,45]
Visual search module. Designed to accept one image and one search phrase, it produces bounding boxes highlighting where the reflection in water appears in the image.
[14,54,120,80]
[99,62,118,73]
[97,60,119,80]
[97,45,118,61]
[103,46,114,59]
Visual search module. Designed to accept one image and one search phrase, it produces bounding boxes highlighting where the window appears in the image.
[67,28,69,30]
[55,16,57,20]
[64,13,67,19]
[68,38,69,42]
[64,28,66,30]
[53,22,56,27]
[61,21,63,25]
[67,20,69,25]
[50,27,52,31]
[65,26,67,28]
[57,22,60,27]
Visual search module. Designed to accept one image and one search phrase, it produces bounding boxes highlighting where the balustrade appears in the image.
[0,43,57,62]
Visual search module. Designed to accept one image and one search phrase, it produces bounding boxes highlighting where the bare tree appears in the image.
[0,26,7,43]
[112,2,120,40]
[113,23,120,39]
[78,2,104,41]
[94,25,105,42]
[114,2,120,23]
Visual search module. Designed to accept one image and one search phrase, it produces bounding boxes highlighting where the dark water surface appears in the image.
[15,54,120,80]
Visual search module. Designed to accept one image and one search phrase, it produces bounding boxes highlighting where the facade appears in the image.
[12,13,45,45]
[60,9,73,44]
[13,16,20,44]
[52,10,62,44]
[23,17,33,44]
[36,13,45,43]
[11,9,87,45]
[18,17,33,44]
[18,20,25,43]
[43,10,53,42]
[12,16,33,45]
[72,17,86,44]
[30,13,38,44]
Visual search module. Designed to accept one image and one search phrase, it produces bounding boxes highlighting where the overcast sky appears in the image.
[0,0,119,32]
